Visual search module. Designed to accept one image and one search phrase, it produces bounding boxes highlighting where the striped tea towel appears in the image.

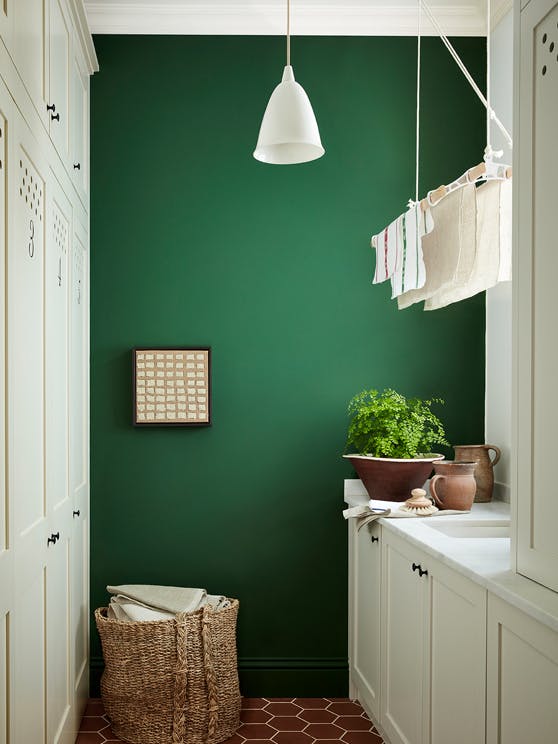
[390,204,434,298]
[371,216,401,284]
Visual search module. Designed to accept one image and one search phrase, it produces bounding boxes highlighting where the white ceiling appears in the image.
[84,0,513,36]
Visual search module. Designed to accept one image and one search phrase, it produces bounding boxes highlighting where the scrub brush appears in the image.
[399,488,439,516]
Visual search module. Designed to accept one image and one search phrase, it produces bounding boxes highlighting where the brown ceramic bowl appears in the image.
[343,453,445,502]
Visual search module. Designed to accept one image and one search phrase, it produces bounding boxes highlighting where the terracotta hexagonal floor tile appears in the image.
[242,698,268,709]
[298,710,337,724]
[264,703,302,716]
[327,702,364,717]
[265,698,294,703]
[342,730,384,744]
[79,718,108,733]
[293,698,330,709]
[76,734,106,744]
[325,698,351,703]
[241,709,273,724]
[336,717,373,731]
[267,716,307,732]
[238,723,278,739]
[302,723,344,739]
[272,731,314,744]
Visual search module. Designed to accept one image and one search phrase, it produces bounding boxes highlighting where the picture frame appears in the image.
[132,347,211,427]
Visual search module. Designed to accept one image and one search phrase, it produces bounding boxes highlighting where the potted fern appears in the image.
[343,388,449,501]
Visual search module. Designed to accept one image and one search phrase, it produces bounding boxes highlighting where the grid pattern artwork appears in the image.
[133,347,211,426]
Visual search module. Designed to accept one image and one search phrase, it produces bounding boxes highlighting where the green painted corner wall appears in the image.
[90,34,486,695]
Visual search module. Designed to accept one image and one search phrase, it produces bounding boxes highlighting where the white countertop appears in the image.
[344,479,558,633]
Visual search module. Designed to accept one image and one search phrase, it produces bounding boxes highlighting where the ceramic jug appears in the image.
[453,444,501,503]
[430,460,477,511]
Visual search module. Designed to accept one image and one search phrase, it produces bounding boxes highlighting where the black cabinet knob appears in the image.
[51,112,60,122]
[370,535,379,543]
[47,103,56,112]
[412,562,428,577]
[73,163,81,170]
[47,536,56,546]
[73,510,80,517]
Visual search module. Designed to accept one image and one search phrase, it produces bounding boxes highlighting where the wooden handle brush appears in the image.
[399,488,439,516]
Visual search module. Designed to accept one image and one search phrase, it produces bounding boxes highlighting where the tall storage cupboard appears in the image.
[0,2,97,742]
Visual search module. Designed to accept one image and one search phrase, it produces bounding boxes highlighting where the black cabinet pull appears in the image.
[370,535,379,543]
[47,103,56,112]
[412,562,428,577]
[51,112,60,122]
[47,535,56,546]
[73,163,81,170]
[73,510,80,517]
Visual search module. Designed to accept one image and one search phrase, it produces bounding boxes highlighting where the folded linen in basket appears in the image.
[343,501,470,531]
[106,584,231,623]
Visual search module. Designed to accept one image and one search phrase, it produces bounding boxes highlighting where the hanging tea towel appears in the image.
[371,216,401,284]
[398,184,476,309]
[390,204,434,297]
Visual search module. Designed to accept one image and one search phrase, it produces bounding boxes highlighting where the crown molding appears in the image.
[68,0,99,72]
[85,3,493,37]
[491,0,513,28]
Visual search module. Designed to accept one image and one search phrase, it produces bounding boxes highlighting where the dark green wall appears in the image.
[91,35,486,695]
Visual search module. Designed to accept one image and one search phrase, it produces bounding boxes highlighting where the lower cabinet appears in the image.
[486,594,558,744]
[349,520,382,720]
[350,525,487,744]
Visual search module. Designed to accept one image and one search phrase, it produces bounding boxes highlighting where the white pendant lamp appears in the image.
[253,0,325,165]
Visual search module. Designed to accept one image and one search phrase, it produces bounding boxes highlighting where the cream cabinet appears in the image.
[49,0,72,162]
[380,530,486,744]
[487,594,558,744]
[348,520,382,721]
[350,525,487,744]
[0,0,96,741]
[515,0,558,590]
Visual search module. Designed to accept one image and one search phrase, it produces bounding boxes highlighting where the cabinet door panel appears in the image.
[46,536,72,744]
[9,123,45,540]
[46,174,71,519]
[12,568,46,743]
[70,225,87,497]
[381,533,428,744]
[487,594,558,744]
[71,505,89,728]
[49,0,70,160]
[0,0,13,51]
[430,563,486,744]
[0,611,7,744]
[13,0,47,122]
[516,0,558,590]
[71,53,88,195]
[0,82,8,573]
[350,521,381,721]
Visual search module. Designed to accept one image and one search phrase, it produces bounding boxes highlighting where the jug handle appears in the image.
[487,445,501,466]
[430,474,445,508]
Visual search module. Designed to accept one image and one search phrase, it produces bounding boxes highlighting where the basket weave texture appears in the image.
[95,600,241,744]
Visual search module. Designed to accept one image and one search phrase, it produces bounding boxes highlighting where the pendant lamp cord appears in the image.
[287,0,291,66]
[415,0,422,203]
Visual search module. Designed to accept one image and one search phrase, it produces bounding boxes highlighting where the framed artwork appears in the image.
[132,347,211,427]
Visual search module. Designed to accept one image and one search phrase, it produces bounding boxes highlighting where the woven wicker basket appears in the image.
[95,600,241,744]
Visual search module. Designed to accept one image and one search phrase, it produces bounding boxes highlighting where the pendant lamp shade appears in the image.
[253,66,325,165]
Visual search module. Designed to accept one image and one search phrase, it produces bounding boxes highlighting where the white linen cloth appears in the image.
[343,501,470,531]
[106,584,230,623]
